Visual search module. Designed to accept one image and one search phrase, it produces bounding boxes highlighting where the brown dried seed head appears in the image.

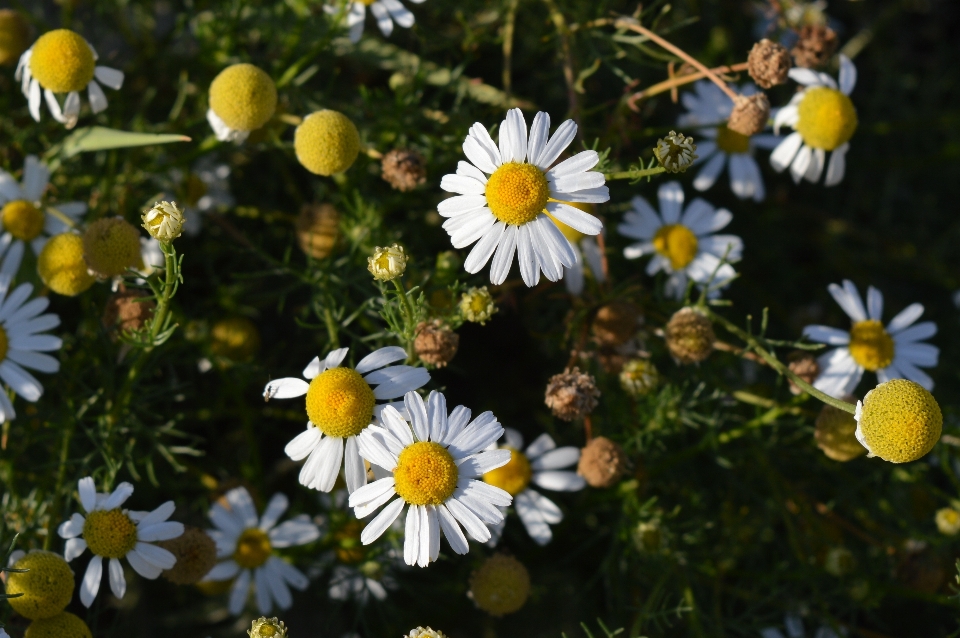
[787,351,820,395]
[156,527,219,585]
[544,366,600,421]
[665,307,714,364]
[102,290,155,336]
[578,436,628,488]
[414,320,460,368]
[747,39,792,88]
[815,397,867,462]
[296,203,339,260]
[727,93,771,137]
[381,148,427,192]
[591,301,642,347]
[791,24,839,69]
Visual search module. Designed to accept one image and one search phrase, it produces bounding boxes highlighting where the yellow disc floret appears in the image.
[2,200,46,241]
[546,201,592,243]
[485,163,550,226]
[847,320,894,371]
[795,86,858,151]
[6,551,75,620]
[233,527,272,569]
[294,110,361,176]
[29,29,95,94]
[82,217,144,278]
[653,224,698,270]
[24,611,92,638]
[305,367,376,437]
[469,554,531,617]
[208,63,277,132]
[83,509,138,558]
[856,378,942,464]
[482,447,532,496]
[38,233,96,296]
[393,441,459,506]
[715,125,751,154]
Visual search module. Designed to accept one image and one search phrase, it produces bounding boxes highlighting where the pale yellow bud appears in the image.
[367,244,407,281]
[142,200,185,242]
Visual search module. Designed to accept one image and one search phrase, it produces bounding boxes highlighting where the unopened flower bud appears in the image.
[664,307,714,364]
[545,367,600,421]
[248,617,288,638]
[578,436,628,488]
[747,39,791,88]
[142,200,185,242]
[414,320,460,368]
[654,131,698,173]
[619,359,659,396]
[367,244,407,281]
[459,286,497,324]
[381,148,427,192]
[727,93,770,137]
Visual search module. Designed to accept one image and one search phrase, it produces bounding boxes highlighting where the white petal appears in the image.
[441,173,486,195]
[838,55,857,95]
[514,491,552,545]
[269,514,321,547]
[405,390,430,441]
[285,426,321,461]
[263,377,309,400]
[445,496,490,542]
[802,325,851,346]
[535,120,577,170]
[137,521,184,542]
[457,449,512,477]
[828,281,867,322]
[108,557,126,598]
[886,303,924,333]
[420,504,439,567]
[488,223,516,285]
[94,66,124,90]
[64,537,88,561]
[547,150,599,179]
[533,470,587,491]
[892,321,936,344]
[403,504,421,566]
[526,111,550,165]
[369,2,394,36]
[426,391,447,442]
[254,566,274,614]
[126,548,163,578]
[308,435,344,492]
[498,108,527,164]
[102,482,134,510]
[381,0,414,27]
[344,436,367,493]
[59,512,86,539]
[372,367,430,400]
[790,145,812,183]
[224,486,259,528]
[229,568,252,615]
[203,560,240,582]
[824,144,848,186]
[356,345,407,373]
[463,220,505,275]
[530,446,579,470]
[525,433,556,458]
[134,542,176,569]
[545,202,602,235]
[87,81,108,114]
[28,79,42,122]
[258,493,289,532]
[693,153,726,192]
[436,503,469,554]
[769,132,803,172]
[657,181,685,224]
[360,497,405,544]
[79,476,97,512]
[804,147,825,183]
[80,555,103,607]
[516,223,539,287]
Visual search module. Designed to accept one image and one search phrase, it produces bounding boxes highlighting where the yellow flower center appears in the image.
[652,224,698,270]
[305,367,376,438]
[393,441,459,506]
[485,163,550,227]
[857,378,942,464]
[29,29,95,94]
[82,217,145,279]
[294,110,361,177]
[469,554,531,617]
[208,63,277,132]
[715,125,751,154]
[546,201,593,243]
[795,86,858,151]
[847,320,894,371]
[333,519,367,564]
[23,611,92,638]
[38,233,96,297]
[83,509,138,559]
[2,200,46,241]
[482,447,531,496]
[232,527,272,569]
[6,551,75,620]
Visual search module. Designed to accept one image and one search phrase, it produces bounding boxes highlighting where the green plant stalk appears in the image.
[392,278,417,357]
[44,420,74,550]
[605,166,667,181]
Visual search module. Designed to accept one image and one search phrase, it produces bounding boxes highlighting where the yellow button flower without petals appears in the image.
[29,29,95,94]
[6,551,75,620]
[294,110,361,176]
[38,233,96,296]
[469,554,531,617]
[82,217,144,278]
[483,447,531,496]
[393,441,459,505]
[209,64,277,132]
[485,162,550,226]
[856,379,942,464]
[795,86,858,151]
[305,367,376,438]
[24,611,93,638]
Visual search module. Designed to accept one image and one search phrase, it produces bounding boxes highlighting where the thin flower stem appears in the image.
[541,0,581,126]
[605,165,667,181]
[149,244,178,343]
[392,278,417,357]
[502,0,519,96]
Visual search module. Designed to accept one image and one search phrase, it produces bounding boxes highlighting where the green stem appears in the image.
[604,165,667,181]
[391,278,417,358]
[323,305,340,349]
[149,244,178,343]
[44,421,74,550]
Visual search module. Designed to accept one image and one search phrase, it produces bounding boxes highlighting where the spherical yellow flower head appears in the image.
[814,401,866,462]
[545,201,592,243]
[715,124,751,154]
[233,527,272,569]
[0,10,30,67]
[485,162,550,226]
[619,358,659,396]
[795,86,858,151]
[141,200,185,242]
[394,441,459,506]
[210,316,261,362]
[406,628,449,638]
[305,367,376,438]
[209,64,277,132]
[82,217,144,278]
[248,617,288,638]
[294,110,361,176]
[29,29,95,94]
[333,519,367,564]
[156,526,218,585]
[654,131,698,173]
[24,612,92,638]
[6,551,74,619]
[855,379,942,464]
[2,200,46,241]
[665,307,715,364]
[653,223,698,270]
[83,508,138,558]
[847,320,894,371]
[482,447,531,496]
[368,244,408,281]
[935,508,960,536]
[38,233,96,297]
[459,286,497,324]
[468,554,531,617]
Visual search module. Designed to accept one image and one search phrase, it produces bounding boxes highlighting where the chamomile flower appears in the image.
[770,55,858,186]
[617,181,741,300]
[439,108,608,287]
[677,81,782,201]
[328,0,425,44]
[15,29,123,128]
[547,202,605,295]
[57,477,184,607]
[203,487,321,615]
[802,280,938,398]
[349,390,513,567]
[483,428,585,546]
[207,64,277,144]
[263,346,430,494]
[0,156,87,257]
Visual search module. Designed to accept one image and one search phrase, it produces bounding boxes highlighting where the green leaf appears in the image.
[57,127,191,158]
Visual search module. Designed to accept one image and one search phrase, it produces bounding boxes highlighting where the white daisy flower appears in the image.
[349,390,513,567]
[0,155,87,257]
[15,29,123,129]
[483,428,585,546]
[264,346,430,494]
[770,55,858,186]
[328,0,425,44]
[57,477,184,607]
[802,280,938,398]
[203,486,321,615]
[439,108,608,287]
[617,181,741,300]
[677,81,782,202]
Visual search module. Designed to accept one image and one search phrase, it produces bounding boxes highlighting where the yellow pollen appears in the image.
[482,447,532,496]
[333,519,367,564]
[29,29,96,94]
[857,378,942,464]
[393,441,459,506]
[233,527,272,569]
[6,551,75,620]
[715,125,751,154]
[546,201,593,243]
[795,86,858,151]
[848,320,894,371]
[485,163,550,226]
[2,200,46,241]
[305,367,376,438]
[652,224,699,270]
[83,509,138,559]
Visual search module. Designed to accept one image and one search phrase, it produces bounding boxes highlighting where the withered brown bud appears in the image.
[578,436,628,488]
[787,351,820,395]
[591,301,642,347]
[544,367,600,421]
[414,320,460,368]
[102,289,155,337]
[791,24,839,69]
[296,203,339,260]
[381,148,427,192]
[727,93,771,137]
[664,307,714,364]
[815,396,866,462]
[156,527,218,585]
[747,39,792,89]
